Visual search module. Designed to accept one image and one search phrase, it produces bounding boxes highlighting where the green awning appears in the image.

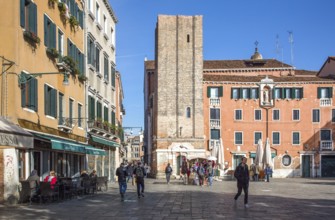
[250,152,276,158]
[34,134,86,154]
[85,146,106,156]
[91,135,120,147]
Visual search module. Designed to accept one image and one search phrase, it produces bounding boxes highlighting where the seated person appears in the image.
[27,169,40,199]
[44,170,57,189]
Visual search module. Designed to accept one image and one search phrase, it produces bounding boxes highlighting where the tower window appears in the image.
[186,107,191,118]
[187,34,190,43]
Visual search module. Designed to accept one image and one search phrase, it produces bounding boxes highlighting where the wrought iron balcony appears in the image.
[210,119,220,128]
[320,141,333,151]
[320,98,332,107]
[210,98,220,106]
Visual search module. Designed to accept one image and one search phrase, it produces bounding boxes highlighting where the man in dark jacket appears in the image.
[116,163,128,201]
[234,157,250,208]
[133,161,146,198]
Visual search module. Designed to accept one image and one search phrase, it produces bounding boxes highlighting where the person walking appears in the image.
[133,161,146,198]
[181,158,188,185]
[126,163,134,185]
[206,161,214,187]
[264,164,273,182]
[254,164,260,181]
[165,163,173,184]
[116,163,128,201]
[234,157,250,208]
[197,163,205,187]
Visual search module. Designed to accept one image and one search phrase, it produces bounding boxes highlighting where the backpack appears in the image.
[135,167,144,178]
[197,167,204,176]
[166,166,172,173]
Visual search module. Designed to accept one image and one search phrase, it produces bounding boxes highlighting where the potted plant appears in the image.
[46,47,59,59]
[78,74,87,82]
[95,118,103,128]
[69,16,79,30]
[23,30,40,45]
[61,56,76,70]
[58,2,68,18]
[48,0,57,7]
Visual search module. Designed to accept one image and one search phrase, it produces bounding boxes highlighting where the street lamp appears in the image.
[18,71,70,86]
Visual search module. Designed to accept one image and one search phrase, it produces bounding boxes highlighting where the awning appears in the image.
[85,146,106,156]
[90,135,120,147]
[0,118,33,148]
[250,152,276,158]
[34,134,86,154]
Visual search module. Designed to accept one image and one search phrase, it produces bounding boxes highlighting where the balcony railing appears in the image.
[209,139,220,150]
[320,98,332,107]
[210,119,220,128]
[320,141,333,151]
[88,120,118,136]
[210,98,220,106]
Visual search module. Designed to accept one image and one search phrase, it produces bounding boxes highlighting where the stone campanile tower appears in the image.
[153,15,205,177]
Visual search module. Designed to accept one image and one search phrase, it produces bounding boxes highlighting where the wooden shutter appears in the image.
[20,72,26,107]
[79,9,83,28]
[51,22,56,49]
[44,84,49,115]
[329,87,333,98]
[300,88,304,99]
[31,78,38,112]
[44,15,48,46]
[219,86,223,97]
[112,111,116,126]
[20,0,25,28]
[317,88,321,99]
[207,87,211,98]
[51,89,57,118]
[31,3,37,35]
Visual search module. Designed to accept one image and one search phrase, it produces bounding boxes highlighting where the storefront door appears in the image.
[301,155,311,177]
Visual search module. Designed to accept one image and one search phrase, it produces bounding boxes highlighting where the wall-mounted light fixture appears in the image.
[18,71,69,86]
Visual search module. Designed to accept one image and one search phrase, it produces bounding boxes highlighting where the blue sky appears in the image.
[109,0,335,129]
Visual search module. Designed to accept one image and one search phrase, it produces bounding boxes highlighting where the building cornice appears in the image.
[102,0,118,23]
[203,67,294,73]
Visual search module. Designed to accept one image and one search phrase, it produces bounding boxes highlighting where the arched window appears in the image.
[186,107,191,118]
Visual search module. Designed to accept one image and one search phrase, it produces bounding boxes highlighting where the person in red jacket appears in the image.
[44,170,57,189]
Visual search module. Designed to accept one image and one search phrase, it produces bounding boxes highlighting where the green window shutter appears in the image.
[104,107,108,122]
[292,87,296,99]
[44,15,48,46]
[281,88,285,99]
[51,89,57,117]
[219,86,223,97]
[317,88,321,99]
[329,87,333,98]
[247,88,250,99]
[238,88,242,99]
[112,111,115,126]
[20,0,25,28]
[51,22,56,49]
[20,72,26,107]
[28,3,34,33]
[32,78,38,112]
[87,37,91,65]
[230,88,234,99]
[67,38,70,56]
[44,84,48,115]
[111,66,115,87]
[79,9,83,28]
[300,88,304,99]
[31,3,37,35]
[207,87,211,98]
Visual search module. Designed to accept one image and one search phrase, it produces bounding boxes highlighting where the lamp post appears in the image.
[18,71,70,86]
